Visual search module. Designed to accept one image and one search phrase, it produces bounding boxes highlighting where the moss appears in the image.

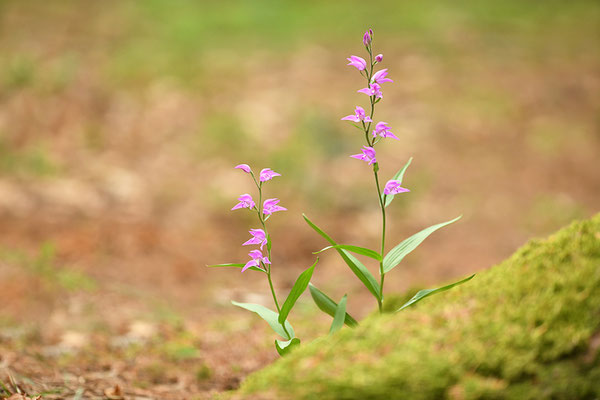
[236,214,600,400]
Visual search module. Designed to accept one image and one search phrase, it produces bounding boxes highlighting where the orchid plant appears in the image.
[210,29,473,356]
[303,29,474,324]
[209,164,318,355]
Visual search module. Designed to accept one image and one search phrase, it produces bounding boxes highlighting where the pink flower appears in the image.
[341,106,372,123]
[243,229,267,249]
[383,180,410,195]
[350,146,377,165]
[347,55,367,71]
[231,194,255,211]
[242,249,271,272]
[263,198,287,215]
[375,54,383,63]
[373,122,399,140]
[372,69,393,84]
[357,83,383,99]
[259,168,281,182]
[235,164,252,174]
[363,29,372,46]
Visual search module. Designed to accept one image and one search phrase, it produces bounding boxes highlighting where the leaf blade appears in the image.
[384,157,413,207]
[383,216,462,273]
[397,274,475,311]
[309,283,358,327]
[278,258,319,324]
[314,245,381,261]
[275,338,301,356]
[303,214,381,300]
[329,294,348,334]
[231,301,294,339]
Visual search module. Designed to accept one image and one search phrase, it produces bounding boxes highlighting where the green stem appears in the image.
[266,269,281,312]
[255,180,291,338]
[365,47,375,143]
[373,168,387,313]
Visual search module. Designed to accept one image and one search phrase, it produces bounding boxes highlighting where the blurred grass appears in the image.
[111,0,600,81]
[3,0,598,85]
[0,243,96,292]
[0,136,60,177]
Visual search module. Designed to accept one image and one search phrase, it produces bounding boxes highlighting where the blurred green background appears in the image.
[0,0,599,395]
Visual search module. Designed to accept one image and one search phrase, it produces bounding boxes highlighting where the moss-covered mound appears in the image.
[236,215,600,400]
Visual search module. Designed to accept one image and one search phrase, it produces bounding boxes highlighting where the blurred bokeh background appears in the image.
[0,0,598,396]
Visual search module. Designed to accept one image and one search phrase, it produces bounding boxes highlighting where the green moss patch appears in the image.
[237,214,600,399]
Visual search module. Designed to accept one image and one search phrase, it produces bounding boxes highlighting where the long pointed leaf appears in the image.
[207,263,264,273]
[278,258,319,324]
[397,274,475,311]
[383,216,461,273]
[231,301,294,339]
[383,157,413,207]
[309,283,358,327]
[329,294,347,334]
[303,214,381,300]
[314,245,381,261]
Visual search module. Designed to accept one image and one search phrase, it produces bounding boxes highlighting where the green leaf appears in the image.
[383,157,413,207]
[314,245,381,261]
[278,258,319,324]
[275,338,301,356]
[206,263,264,273]
[383,216,462,273]
[231,301,294,339]
[397,274,475,311]
[309,283,358,327]
[329,294,347,334]
[303,214,381,300]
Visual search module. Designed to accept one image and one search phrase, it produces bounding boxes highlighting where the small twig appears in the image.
[8,372,23,394]
[0,378,11,395]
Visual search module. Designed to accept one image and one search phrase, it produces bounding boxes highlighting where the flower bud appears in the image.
[363,29,372,46]
[375,54,383,63]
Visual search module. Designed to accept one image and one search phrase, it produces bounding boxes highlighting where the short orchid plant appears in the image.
[209,164,318,355]
[210,29,474,356]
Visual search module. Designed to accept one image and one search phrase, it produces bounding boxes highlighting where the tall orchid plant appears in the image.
[303,29,474,322]
[210,29,473,356]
